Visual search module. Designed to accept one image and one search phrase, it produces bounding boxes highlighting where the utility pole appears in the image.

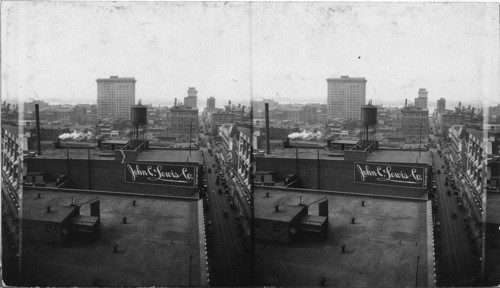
[66,148,70,175]
[35,104,42,155]
[419,122,422,158]
[88,149,91,190]
[188,254,192,286]
[317,149,320,190]
[415,255,420,287]
[189,119,193,157]
[296,147,299,176]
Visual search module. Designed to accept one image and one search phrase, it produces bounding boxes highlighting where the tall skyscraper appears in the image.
[207,97,216,111]
[437,98,446,113]
[184,87,198,108]
[96,76,136,119]
[415,88,428,110]
[327,76,367,120]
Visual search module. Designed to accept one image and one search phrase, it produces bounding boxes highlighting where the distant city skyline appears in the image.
[2,2,498,111]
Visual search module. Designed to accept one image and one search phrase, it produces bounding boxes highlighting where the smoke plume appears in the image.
[288,130,322,140]
[59,130,93,140]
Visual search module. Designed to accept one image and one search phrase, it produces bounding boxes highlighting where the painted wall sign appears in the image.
[125,162,196,187]
[354,162,425,188]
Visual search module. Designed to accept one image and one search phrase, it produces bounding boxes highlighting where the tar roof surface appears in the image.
[21,189,203,287]
[259,148,344,160]
[22,204,77,223]
[467,129,483,140]
[138,149,202,163]
[367,149,431,164]
[255,204,306,223]
[259,148,431,164]
[35,148,202,163]
[254,186,428,287]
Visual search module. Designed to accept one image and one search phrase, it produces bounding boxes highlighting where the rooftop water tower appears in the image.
[360,100,378,148]
[131,100,147,148]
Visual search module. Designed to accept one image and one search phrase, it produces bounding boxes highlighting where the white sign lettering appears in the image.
[355,163,424,186]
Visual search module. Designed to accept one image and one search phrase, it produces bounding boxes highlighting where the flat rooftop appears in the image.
[255,204,306,223]
[22,204,76,223]
[330,139,359,144]
[21,188,205,287]
[254,186,429,287]
[367,149,431,164]
[260,148,344,160]
[35,148,202,164]
[259,148,431,164]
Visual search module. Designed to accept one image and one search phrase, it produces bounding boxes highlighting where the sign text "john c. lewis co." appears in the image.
[125,162,196,187]
[354,162,425,188]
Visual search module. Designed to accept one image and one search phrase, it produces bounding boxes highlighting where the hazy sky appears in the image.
[2,2,499,110]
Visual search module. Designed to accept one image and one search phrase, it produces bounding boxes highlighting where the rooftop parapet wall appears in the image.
[26,157,199,197]
[255,156,428,199]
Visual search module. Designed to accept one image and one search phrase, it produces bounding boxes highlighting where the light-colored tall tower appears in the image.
[415,88,428,110]
[207,97,215,111]
[96,76,136,119]
[327,76,367,120]
[184,87,198,108]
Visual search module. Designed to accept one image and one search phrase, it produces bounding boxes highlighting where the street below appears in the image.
[202,145,251,286]
[431,148,481,286]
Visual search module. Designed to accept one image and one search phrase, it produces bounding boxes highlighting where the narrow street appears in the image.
[202,145,251,286]
[432,148,481,286]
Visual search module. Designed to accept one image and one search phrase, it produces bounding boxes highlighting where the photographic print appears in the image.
[1,1,499,287]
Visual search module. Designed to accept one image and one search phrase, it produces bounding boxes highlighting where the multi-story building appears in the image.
[184,87,198,108]
[448,128,489,252]
[441,110,464,126]
[484,126,500,285]
[23,100,50,118]
[251,99,280,119]
[232,105,246,123]
[437,98,446,113]
[415,88,428,110]
[397,106,429,142]
[253,126,300,150]
[1,102,19,123]
[96,76,136,120]
[327,75,367,120]
[43,107,73,124]
[206,97,215,111]
[71,104,98,125]
[210,111,234,124]
[1,124,24,258]
[170,105,199,134]
[284,108,301,123]
[300,104,328,125]
[215,124,252,239]
[206,110,235,135]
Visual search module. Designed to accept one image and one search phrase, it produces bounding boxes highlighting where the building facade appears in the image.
[1,124,24,263]
[327,76,367,120]
[437,98,446,113]
[207,97,215,111]
[415,88,428,110]
[96,76,136,120]
[170,106,199,134]
[398,107,429,142]
[184,87,198,108]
